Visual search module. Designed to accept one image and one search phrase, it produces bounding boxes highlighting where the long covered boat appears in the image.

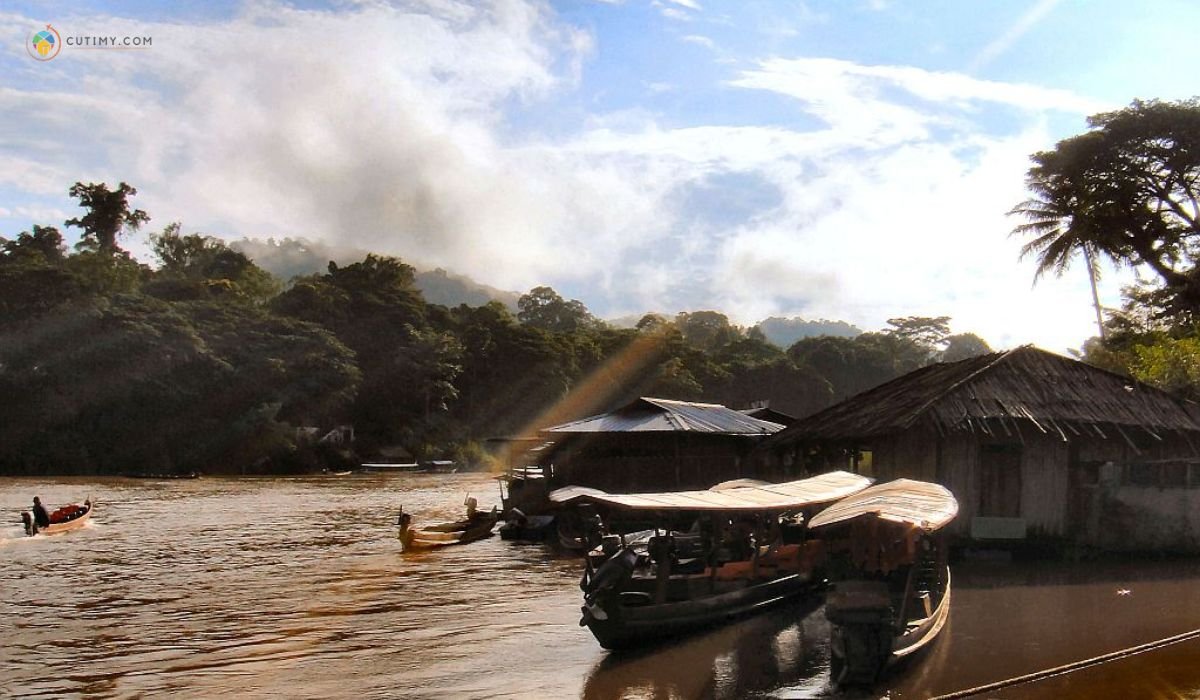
[565,471,874,649]
[808,478,958,687]
[22,498,94,536]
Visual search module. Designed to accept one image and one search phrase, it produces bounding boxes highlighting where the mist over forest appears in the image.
[0,183,994,476]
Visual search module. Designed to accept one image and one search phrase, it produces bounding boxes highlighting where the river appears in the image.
[4,473,1200,699]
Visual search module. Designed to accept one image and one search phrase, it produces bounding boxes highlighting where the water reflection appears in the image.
[582,599,830,700]
[5,476,1200,699]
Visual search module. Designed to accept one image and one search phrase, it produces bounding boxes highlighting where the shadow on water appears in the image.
[581,598,835,700]
[6,475,1200,699]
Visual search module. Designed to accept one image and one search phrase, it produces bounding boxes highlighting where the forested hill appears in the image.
[7,101,1199,476]
[0,183,999,476]
[231,237,521,311]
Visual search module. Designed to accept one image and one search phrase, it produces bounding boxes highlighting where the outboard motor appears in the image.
[22,511,35,536]
[580,546,637,624]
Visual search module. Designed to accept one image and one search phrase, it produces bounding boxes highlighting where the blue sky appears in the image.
[4,0,1200,352]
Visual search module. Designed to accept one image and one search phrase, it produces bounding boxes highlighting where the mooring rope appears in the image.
[928,627,1200,700]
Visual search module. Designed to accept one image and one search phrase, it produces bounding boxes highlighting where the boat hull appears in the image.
[399,514,498,552]
[23,500,93,536]
[583,572,815,650]
[827,567,952,686]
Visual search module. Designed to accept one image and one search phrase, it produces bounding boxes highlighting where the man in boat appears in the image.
[32,496,51,532]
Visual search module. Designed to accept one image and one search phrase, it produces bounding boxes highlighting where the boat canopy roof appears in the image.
[807,478,958,531]
[548,470,873,512]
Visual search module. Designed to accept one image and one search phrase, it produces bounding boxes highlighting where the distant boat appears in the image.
[564,471,875,650]
[123,471,201,479]
[361,462,421,472]
[809,478,958,687]
[397,497,499,552]
[22,498,94,536]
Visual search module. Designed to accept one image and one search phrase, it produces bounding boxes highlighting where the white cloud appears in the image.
[681,34,715,49]
[0,3,1116,352]
[731,58,1110,117]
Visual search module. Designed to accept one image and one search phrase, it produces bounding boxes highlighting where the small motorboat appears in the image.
[397,496,499,552]
[22,498,94,536]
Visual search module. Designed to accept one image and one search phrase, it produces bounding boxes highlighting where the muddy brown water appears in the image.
[4,473,1200,699]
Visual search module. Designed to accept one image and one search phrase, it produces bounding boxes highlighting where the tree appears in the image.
[65,182,150,255]
[2,225,66,263]
[941,333,993,362]
[1011,98,1200,316]
[1127,336,1200,401]
[885,316,951,350]
[0,294,359,474]
[675,310,739,352]
[881,316,950,369]
[0,226,83,322]
[148,224,280,302]
[788,335,894,401]
[517,286,600,333]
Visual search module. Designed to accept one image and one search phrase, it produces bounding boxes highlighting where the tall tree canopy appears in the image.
[1011,98,1200,316]
[517,285,600,333]
[149,224,280,302]
[65,181,150,255]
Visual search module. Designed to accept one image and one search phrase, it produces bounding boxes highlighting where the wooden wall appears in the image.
[873,429,1071,538]
[870,425,1200,550]
[549,432,766,492]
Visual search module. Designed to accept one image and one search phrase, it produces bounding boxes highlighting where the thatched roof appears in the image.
[765,346,1200,446]
[544,397,784,435]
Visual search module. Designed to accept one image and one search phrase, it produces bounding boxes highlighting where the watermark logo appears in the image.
[27,23,154,61]
[28,24,61,61]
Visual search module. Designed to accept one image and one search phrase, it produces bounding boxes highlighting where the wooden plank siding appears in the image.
[871,430,1071,538]
[864,428,1200,549]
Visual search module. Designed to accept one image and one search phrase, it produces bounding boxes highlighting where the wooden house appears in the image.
[759,346,1200,553]
[538,397,784,492]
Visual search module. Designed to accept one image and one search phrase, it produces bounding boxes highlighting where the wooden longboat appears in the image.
[567,471,874,650]
[397,498,499,552]
[807,478,958,687]
[22,498,94,536]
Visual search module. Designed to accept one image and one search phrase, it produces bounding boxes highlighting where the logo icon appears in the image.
[28,24,61,61]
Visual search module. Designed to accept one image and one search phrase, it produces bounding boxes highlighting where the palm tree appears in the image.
[1009,157,1113,340]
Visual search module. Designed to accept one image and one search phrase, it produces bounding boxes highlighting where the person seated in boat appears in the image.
[719,516,755,562]
[32,496,51,530]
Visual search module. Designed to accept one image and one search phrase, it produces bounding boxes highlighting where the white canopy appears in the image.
[807,478,958,531]
[548,471,873,512]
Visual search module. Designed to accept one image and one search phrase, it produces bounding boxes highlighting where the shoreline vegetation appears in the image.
[4,98,1200,477]
[0,189,991,477]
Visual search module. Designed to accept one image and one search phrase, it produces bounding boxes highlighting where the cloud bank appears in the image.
[1,1,1114,351]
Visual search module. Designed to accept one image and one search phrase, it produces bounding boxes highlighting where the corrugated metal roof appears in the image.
[548,470,873,511]
[544,397,784,435]
[764,346,1200,445]
[808,479,958,531]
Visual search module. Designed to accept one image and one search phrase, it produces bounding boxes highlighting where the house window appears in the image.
[979,444,1021,517]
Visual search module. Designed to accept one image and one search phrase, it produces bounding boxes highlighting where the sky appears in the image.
[4,0,1200,353]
